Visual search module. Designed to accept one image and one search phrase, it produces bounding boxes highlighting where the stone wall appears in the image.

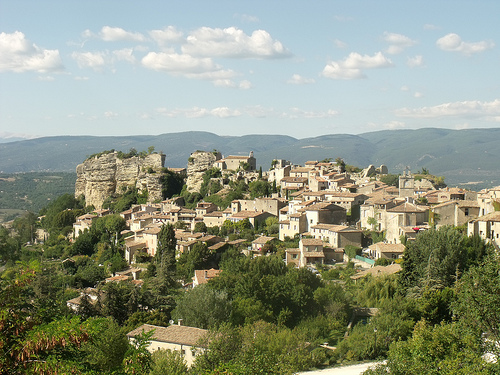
[75,152,166,209]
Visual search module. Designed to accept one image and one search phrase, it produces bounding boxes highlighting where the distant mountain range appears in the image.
[1,128,499,189]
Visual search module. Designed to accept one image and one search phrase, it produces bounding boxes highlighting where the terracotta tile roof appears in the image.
[472,211,500,222]
[231,211,267,218]
[193,268,222,284]
[351,264,402,280]
[204,211,224,217]
[369,242,405,253]
[387,202,426,213]
[208,242,227,251]
[252,236,275,244]
[127,324,207,347]
[299,202,344,212]
[310,224,352,232]
[143,226,162,235]
[301,238,324,246]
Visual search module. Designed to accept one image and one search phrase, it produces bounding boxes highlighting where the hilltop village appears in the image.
[2,148,500,374]
[75,149,500,266]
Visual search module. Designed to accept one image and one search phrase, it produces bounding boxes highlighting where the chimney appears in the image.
[177,319,183,326]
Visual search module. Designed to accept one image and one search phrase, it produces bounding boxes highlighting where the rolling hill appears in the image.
[1,128,499,189]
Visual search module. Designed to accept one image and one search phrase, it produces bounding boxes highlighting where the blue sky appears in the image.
[1,0,499,140]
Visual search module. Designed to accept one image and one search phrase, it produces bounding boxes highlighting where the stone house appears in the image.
[385,202,428,244]
[73,213,96,238]
[214,152,256,171]
[251,236,275,253]
[279,213,307,241]
[192,268,222,287]
[202,211,226,227]
[310,224,363,248]
[477,186,500,216]
[298,202,346,232]
[431,200,480,228]
[368,242,405,260]
[468,211,500,249]
[126,323,207,367]
[359,195,398,231]
[280,177,308,197]
[228,210,274,229]
[267,163,291,184]
[230,197,287,217]
[289,166,314,179]
[195,201,218,217]
[285,238,340,268]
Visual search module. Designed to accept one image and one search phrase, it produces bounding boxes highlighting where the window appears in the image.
[292,254,298,259]
[465,208,469,216]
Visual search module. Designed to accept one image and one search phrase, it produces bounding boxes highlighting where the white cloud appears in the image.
[396,99,500,120]
[238,80,252,90]
[286,108,338,119]
[0,31,64,73]
[142,51,240,86]
[414,92,424,98]
[156,106,241,118]
[104,111,118,118]
[149,26,184,46]
[181,27,290,59]
[38,75,55,81]
[383,32,417,54]
[234,13,259,23]
[99,26,145,42]
[407,55,424,68]
[113,48,136,63]
[142,52,219,73]
[322,51,393,80]
[245,105,278,118]
[74,76,89,80]
[384,120,406,129]
[333,39,347,49]
[71,51,107,71]
[211,107,241,118]
[287,74,315,85]
[436,33,494,55]
[400,85,410,92]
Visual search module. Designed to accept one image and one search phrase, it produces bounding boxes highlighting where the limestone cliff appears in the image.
[75,152,166,209]
[186,151,221,193]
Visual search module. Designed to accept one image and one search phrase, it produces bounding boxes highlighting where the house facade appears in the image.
[126,323,207,367]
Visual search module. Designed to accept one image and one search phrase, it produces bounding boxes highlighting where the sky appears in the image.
[1,1,499,140]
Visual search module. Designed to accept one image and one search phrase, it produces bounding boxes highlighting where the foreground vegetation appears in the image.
[1,173,500,374]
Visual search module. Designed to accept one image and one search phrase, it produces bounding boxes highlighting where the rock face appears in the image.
[185,151,221,193]
[75,152,166,209]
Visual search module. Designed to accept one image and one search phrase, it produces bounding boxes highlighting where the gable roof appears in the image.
[127,324,207,347]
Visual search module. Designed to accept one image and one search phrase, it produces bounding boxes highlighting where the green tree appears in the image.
[172,284,232,329]
[156,223,176,272]
[398,226,487,294]
[194,221,207,233]
[123,329,154,375]
[248,180,271,199]
[364,320,494,375]
[453,252,500,358]
[81,317,129,373]
[150,349,188,375]
[176,242,212,282]
[0,263,92,374]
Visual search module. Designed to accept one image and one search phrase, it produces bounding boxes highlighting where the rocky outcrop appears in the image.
[186,151,221,193]
[75,152,166,209]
